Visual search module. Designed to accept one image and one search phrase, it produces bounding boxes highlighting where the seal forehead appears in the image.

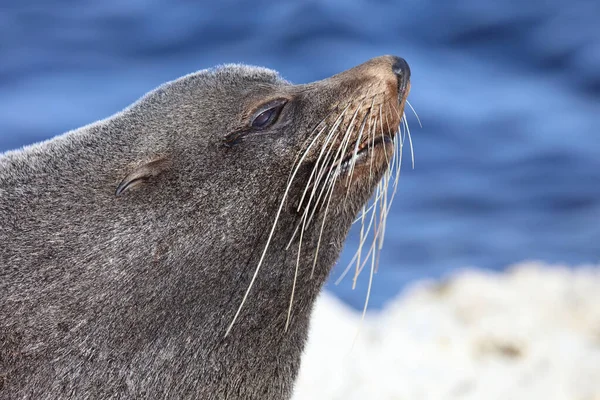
[213,64,286,83]
[179,63,288,87]
[132,63,290,119]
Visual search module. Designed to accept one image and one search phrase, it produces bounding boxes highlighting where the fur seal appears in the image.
[0,55,411,399]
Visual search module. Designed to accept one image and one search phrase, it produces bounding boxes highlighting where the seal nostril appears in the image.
[391,56,410,100]
[391,56,411,80]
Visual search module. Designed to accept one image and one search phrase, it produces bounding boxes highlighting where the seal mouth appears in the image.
[335,134,394,173]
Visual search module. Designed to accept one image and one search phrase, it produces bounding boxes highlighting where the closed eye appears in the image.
[223,98,289,147]
[250,99,287,129]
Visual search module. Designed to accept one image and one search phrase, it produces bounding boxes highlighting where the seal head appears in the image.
[0,55,410,399]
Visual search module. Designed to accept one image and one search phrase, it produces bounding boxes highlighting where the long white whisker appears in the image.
[403,114,415,169]
[285,110,349,249]
[285,212,307,331]
[351,220,377,347]
[297,105,350,211]
[299,135,344,227]
[390,101,414,170]
[334,191,381,285]
[378,104,390,168]
[310,169,339,277]
[345,97,376,188]
[225,120,327,337]
[406,99,422,128]
[353,182,380,288]
[304,100,365,228]
[286,110,337,185]
[308,99,367,276]
[287,125,340,250]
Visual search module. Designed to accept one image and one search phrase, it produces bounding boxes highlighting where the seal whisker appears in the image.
[241,98,374,334]
[368,111,378,185]
[387,106,404,202]
[393,113,403,175]
[334,186,383,285]
[339,97,405,286]
[307,99,366,277]
[356,206,367,283]
[310,171,338,277]
[288,123,329,186]
[286,107,342,186]
[355,207,378,340]
[300,137,341,233]
[303,100,365,230]
[297,113,348,238]
[342,112,372,205]
[352,201,376,224]
[404,114,415,169]
[371,105,402,262]
[375,174,390,271]
[390,102,415,169]
[332,98,367,173]
[285,108,352,249]
[364,206,378,314]
[349,107,394,226]
[287,103,353,285]
[347,184,382,349]
[353,210,387,282]
[378,104,391,168]
[378,174,389,252]
[285,122,338,250]
[359,111,383,198]
[225,119,326,337]
[385,133,404,216]
[356,166,397,280]
[345,97,376,188]
[353,183,381,288]
[370,112,396,274]
[389,101,407,147]
[357,168,399,282]
[282,102,351,311]
[378,103,402,220]
[406,99,423,128]
[296,105,349,212]
[285,210,307,331]
[286,119,343,250]
[303,137,341,226]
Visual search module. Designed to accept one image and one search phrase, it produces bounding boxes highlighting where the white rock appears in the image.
[293,262,600,400]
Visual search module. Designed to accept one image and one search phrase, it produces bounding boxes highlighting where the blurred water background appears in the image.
[1,0,598,310]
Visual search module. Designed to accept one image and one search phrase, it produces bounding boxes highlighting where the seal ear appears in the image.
[115,158,171,196]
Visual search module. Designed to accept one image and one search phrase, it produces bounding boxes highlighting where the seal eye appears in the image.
[250,101,286,129]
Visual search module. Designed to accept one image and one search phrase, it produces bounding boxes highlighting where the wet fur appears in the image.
[0,58,407,399]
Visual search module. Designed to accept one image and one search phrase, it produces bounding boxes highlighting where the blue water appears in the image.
[1,0,599,310]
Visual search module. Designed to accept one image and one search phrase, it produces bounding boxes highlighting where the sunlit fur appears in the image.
[0,56,410,399]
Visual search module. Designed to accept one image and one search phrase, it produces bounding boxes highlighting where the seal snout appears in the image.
[391,56,411,99]
[391,56,410,81]
[353,55,411,105]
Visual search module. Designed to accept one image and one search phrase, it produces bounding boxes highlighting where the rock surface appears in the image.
[293,262,600,399]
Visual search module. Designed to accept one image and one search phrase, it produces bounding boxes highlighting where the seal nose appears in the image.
[391,56,411,93]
